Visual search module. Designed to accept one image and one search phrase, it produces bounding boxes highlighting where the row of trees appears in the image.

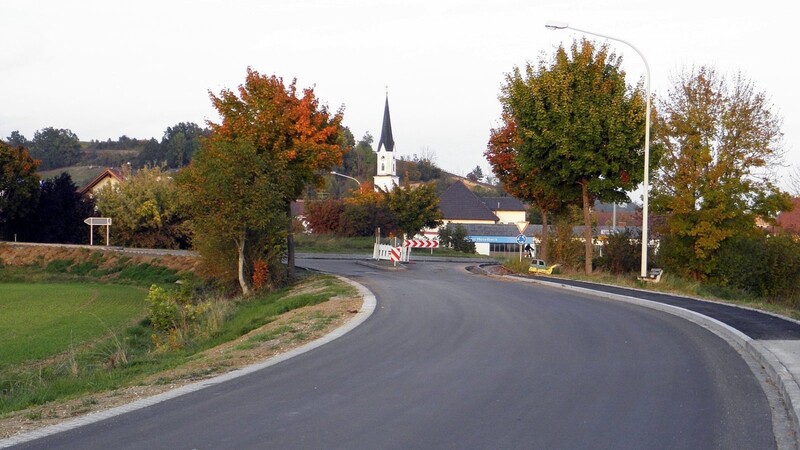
[135,122,209,169]
[487,38,794,300]
[6,128,82,170]
[2,68,447,297]
[6,122,210,172]
[304,182,441,238]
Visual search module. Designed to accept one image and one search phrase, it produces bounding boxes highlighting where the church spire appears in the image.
[377,95,394,152]
[373,92,399,191]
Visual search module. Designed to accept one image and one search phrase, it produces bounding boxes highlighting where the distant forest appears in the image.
[4,122,209,172]
[7,123,506,197]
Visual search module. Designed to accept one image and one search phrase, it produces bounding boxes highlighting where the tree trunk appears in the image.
[286,200,295,280]
[540,209,549,262]
[581,180,593,275]
[236,231,250,297]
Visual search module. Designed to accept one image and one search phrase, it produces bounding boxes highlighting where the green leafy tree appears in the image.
[341,131,376,180]
[19,173,94,244]
[651,66,791,279]
[6,131,27,148]
[0,141,40,239]
[163,122,208,168]
[384,182,442,237]
[439,223,475,253]
[136,138,163,167]
[500,39,649,274]
[29,127,82,170]
[135,123,208,168]
[95,166,190,249]
[179,139,287,295]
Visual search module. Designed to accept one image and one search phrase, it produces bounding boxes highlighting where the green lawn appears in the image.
[0,274,356,415]
[0,283,147,366]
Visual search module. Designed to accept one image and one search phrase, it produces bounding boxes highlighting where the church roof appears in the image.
[376,96,395,152]
[439,181,499,222]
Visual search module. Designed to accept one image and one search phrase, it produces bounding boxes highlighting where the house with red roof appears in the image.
[777,197,800,234]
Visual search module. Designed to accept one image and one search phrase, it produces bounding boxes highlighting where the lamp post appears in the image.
[330,171,361,188]
[545,20,651,279]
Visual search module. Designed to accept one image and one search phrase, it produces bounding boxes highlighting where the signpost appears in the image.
[516,234,526,262]
[84,217,112,246]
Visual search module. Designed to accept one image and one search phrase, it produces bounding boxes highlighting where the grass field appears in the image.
[0,283,147,367]
[0,273,358,416]
[37,166,107,188]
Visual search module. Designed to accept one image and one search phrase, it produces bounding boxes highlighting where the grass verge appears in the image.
[500,258,800,321]
[0,274,359,421]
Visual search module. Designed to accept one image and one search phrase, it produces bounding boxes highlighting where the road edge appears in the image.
[492,270,800,448]
[0,275,377,449]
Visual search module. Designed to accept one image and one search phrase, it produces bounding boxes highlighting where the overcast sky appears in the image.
[2,0,796,194]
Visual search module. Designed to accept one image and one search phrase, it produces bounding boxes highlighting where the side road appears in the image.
[486,267,800,443]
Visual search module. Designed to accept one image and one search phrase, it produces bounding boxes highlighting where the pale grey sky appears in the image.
[2,0,796,193]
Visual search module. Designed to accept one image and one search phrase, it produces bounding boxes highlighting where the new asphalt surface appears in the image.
[527,274,800,340]
[3,258,793,449]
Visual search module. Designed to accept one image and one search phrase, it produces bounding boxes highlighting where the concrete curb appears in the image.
[498,272,800,441]
[355,260,407,271]
[0,276,377,449]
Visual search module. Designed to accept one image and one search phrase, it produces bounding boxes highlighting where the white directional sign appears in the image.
[84,217,112,226]
[84,217,112,246]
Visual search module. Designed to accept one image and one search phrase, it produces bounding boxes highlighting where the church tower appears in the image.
[373,94,399,191]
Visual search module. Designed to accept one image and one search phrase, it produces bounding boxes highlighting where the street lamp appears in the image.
[545,20,652,279]
[330,171,361,187]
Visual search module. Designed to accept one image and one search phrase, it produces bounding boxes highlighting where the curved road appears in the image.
[12,260,776,449]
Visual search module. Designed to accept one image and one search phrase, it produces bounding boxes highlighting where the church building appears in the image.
[373,95,400,191]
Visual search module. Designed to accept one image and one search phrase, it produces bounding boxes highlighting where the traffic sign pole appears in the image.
[516,234,526,262]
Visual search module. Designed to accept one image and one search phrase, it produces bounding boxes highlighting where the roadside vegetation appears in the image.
[489,39,798,319]
[0,246,359,419]
[501,251,800,321]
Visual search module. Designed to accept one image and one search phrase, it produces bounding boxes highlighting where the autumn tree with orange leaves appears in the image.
[485,113,572,262]
[180,69,346,295]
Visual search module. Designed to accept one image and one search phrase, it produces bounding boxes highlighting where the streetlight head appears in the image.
[330,171,337,175]
[545,20,569,30]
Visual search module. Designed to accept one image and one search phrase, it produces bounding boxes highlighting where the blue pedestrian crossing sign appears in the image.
[516,234,526,245]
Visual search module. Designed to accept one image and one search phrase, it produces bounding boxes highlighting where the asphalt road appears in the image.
[13,260,776,449]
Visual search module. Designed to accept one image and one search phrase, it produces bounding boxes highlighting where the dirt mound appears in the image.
[0,243,199,274]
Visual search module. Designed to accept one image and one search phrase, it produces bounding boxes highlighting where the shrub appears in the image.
[45,259,73,274]
[712,233,800,304]
[304,199,345,234]
[146,283,232,351]
[147,285,179,332]
[596,228,640,274]
[439,224,475,253]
